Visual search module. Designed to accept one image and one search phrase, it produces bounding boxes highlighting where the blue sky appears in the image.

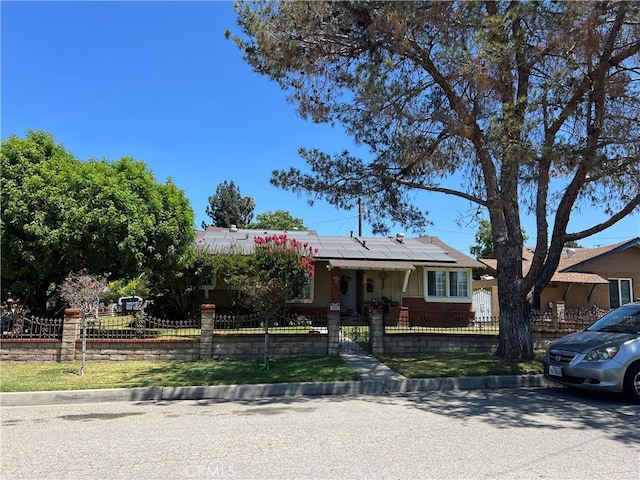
[2,1,638,256]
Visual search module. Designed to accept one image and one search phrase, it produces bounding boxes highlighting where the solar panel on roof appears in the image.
[199,230,457,263]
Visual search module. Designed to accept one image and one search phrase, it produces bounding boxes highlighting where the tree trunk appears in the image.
[80,314,87,376]
[494,270,534,359]
[263,316,270,370]
[493,233,534,359]
[531,284,543,311]
[496,303,533,359]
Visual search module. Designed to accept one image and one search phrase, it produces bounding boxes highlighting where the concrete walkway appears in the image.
[338,337,406,382]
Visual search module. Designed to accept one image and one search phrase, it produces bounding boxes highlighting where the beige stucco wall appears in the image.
[540,283,610,309]
[362,269,407,304]
[307,261,331,307]
[571,248,640,304]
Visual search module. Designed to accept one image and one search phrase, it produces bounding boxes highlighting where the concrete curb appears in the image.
[0,375,553,407]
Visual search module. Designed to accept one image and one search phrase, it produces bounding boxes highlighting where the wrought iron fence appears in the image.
[82,313,200,340]
[2,305,607,341]
[213,311,327,334]
[1,313,63,340]
[386,317,500,335]
[386,306,610,335]
[530,305,608,330]
[340,325,371,353]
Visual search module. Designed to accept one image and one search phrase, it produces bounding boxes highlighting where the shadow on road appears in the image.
[397,387,639,446]
[160,386,639,447]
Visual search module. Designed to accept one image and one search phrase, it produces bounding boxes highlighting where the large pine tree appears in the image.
[229,1,640,358]
[202,180,255,229]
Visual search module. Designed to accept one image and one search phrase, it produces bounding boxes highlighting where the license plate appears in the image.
[549,365,562,377]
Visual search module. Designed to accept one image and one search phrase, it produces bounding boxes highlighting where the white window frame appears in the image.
[291,275,314,304]
[609,278,633,308]
[424,268,472,302]
[202,276,216,289]
[202,276,217,300]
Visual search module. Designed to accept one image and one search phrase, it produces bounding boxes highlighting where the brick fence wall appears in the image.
[1,340,62,362]
[1,338,203,363]
[0,305,332,362]
[1,304,577,362]
[213,334,328,357]
[78,340,200,362]
[382,330,569,355]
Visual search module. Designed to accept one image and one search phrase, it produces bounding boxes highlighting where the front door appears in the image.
[339,270,357,314]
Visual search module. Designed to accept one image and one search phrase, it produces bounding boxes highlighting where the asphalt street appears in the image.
[1,387,638,480]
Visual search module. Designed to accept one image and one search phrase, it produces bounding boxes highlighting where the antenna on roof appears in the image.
[358,198,363,237]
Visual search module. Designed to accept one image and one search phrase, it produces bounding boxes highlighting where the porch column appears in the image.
[200,304,215,360]
[329,266,341,302]
[60,308,81,362]
[327,309,340,356]
[370,309,384,355]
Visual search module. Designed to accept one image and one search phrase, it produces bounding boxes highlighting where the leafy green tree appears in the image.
[229,1,640,359]
[470,220,528,259]
[148,244,217,320]
[108,276,150,301]
[249,210,307,230]
[563,241,583,248]
[469,220,495,260]
[202,181,255,229]
[1,130,195,314]
[210,251,257,295]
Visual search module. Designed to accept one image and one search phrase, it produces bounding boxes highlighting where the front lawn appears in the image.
[379,351,545,378]
[0,356,359,392]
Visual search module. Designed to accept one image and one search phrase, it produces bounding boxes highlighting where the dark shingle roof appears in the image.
[477,237,639,284]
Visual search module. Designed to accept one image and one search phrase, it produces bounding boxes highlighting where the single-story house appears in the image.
[477,237,640,314]
[196,227,484,327]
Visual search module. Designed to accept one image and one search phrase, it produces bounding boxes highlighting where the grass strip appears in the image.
[379,351,545,378]
[0,356,359,392]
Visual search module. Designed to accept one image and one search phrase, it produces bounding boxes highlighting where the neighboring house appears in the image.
[197,227,484,327]
[477,237,640,314]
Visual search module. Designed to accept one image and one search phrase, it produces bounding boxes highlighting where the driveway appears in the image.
[2,387,638,479]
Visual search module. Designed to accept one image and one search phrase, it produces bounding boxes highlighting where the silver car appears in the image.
[542,302,640,403]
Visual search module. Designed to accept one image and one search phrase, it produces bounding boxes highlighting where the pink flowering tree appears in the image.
[243,233,317,369]
[59,270,109,375]
[253,234,316,302]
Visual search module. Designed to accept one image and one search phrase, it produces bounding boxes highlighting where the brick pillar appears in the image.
[327,309,340,356]
[200,304,215,360]
[370,309,384,355]
[552,301,565,329]
[398,307,409,327]
[60,308,81,362]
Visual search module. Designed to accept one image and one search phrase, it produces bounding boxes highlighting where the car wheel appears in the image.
[623,363,640,404]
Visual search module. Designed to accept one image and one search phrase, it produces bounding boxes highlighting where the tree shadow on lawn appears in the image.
[125,357,358,387]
